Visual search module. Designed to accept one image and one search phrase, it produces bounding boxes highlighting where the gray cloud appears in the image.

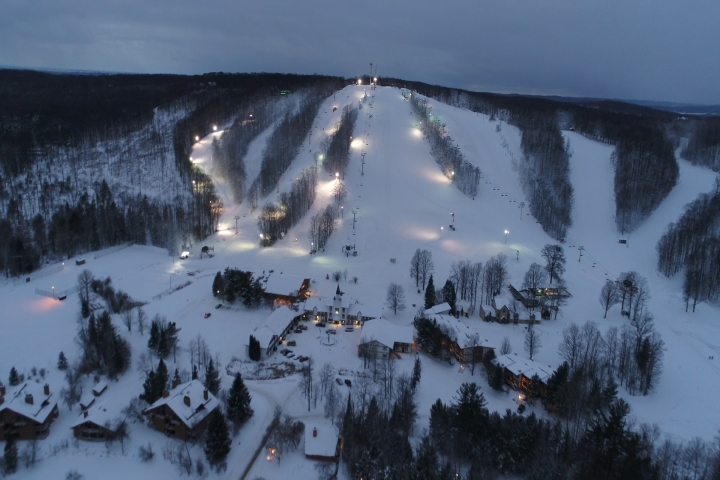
[2,0,718,103]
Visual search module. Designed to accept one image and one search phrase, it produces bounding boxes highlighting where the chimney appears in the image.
[162,390,170,398]
[0,384,5,395]
[184,396,191,407]
[172,378,179,389]
[313,427,318,438]
[44,384,50,396]
[83,410,89,418]
[203,389,208,401]
[25,394,34,405]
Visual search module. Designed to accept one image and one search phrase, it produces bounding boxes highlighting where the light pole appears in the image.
[504,230,509,244]
[361,152,366,175]
[519,202,525,220]
[234,215,240,234]
[52,286,55,299]
[341,206,344,218]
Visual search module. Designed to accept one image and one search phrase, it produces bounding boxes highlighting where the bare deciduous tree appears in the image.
[524,324,541,361]
[385,283,406,315]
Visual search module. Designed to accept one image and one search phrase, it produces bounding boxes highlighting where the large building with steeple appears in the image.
[302,284,381,324]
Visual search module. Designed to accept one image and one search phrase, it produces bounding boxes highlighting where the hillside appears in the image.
[1,83,720,479]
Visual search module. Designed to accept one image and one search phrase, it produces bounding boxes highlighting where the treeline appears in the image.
[657,178,720,311]
[253,84,340,199]
[409,94,481,199]
[320,105,358,177]
[388,77,687,236]
[516,112,574,240]
[211,96,284,203]
[257,167,318,246]
[0,70,345,277]
[342,377,720,480]
[682,117,720,171]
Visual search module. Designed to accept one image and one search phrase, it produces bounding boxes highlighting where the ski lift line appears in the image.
[562,238,616,279]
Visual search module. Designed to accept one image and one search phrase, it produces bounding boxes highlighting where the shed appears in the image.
[304,425,340,461]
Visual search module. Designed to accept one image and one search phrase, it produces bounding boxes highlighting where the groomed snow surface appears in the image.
[1,85,719,479]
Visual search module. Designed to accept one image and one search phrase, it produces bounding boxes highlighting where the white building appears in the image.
[304,424,340,461]
[359,318,415,359]
[303,284,381,324]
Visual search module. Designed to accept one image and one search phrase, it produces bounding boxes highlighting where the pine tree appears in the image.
[411,355,422,392]
[226,373,253,432]
[212,272,224,297]
[442,279,456,315]
[204,359,221,396]
[8,367,20,386]
[192,364,199,380]
[249,335,261,361]
[142,369,158,404]
[156,359,169,395]
[424,275,436,310]
[148,321,159,352]
[204,411,231,467]
[57,351,69,371]
[3,435,18,474]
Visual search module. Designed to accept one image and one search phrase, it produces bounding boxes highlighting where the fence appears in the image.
[12,264,64,286]
[94,242,132,259]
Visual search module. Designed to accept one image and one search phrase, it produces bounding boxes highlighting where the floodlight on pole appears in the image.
[504,230,509,244]
[213,125,218,131]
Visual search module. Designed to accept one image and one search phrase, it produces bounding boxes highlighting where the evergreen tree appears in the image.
[192,364,199,380]
[204,411,231,467]
[411,355,422,392]
[8,367,19,386]
[248,335,261,361]
[148,321,159,352]
[156,359,169,394]
[212,271,224,297]
[226,373,253,432]
[3,435,18,474]
[173,368,181,387]
[204,359,221,396]
[424,275,436,310]
[57,351,68,371]
[442,279,457,315]
[141,369,158,404]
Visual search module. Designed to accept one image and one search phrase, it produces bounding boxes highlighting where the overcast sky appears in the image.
[2,0,718,104]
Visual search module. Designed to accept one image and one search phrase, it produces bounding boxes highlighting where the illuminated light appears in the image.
[318,154,324,160]
[350,139,362,148]
[213,125,218,131]
[357,79,362,85]
[195,136,199,141]
[260,234,264,239]
[373,77,377,82]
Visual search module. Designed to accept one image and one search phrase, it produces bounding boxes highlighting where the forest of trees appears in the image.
[0,70,344,277]
[320,104,358,177]
[657,178,720,311]
[410,94,482,199]
[682,117,720,171]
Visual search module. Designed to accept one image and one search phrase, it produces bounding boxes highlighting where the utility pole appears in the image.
[361,152,366,175]
[352,210,357,229]
[519,202,525,220]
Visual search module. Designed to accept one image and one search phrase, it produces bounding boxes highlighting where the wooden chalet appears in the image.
[263,273,310,304]
[423,304,494,363]
[71,402,123,441]
[0,382,59,440]
[493,353,553,397]
[245,306,303,360]
[143,380,220,441]
[358,319,414,360]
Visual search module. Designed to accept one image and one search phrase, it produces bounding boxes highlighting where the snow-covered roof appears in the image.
[143,379,219,428]
[79,392,96,410]
[93,381,108,396]
[71,401,123,431]
[0,382,58,424]
[302,297,382,319]
[424,302,451,315]
[304,425,339,458]
[303,298,325,312]
[494,353,553,382]
[264,273,308,296]
[245,306,298,348]
[347,302,382,319]
[361,319,414,348]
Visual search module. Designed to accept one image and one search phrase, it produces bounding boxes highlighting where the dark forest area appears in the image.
[0,70,344,277]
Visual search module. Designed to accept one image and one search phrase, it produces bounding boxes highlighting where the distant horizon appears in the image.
[3,64,719,110]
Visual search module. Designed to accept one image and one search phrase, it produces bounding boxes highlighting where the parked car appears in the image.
[298,356,309,362]
[517,403,526,414]
[203,313,211,319]
[280,349,291,355]
[287,340,297,346]
[294,328,303,333]
[336,378,343,386]
[345,326,354,332]
[215,303,222,309]
[344,379,352,387]
[316,322,326,327]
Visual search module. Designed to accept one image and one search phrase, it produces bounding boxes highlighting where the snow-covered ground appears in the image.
[2,85,719,479]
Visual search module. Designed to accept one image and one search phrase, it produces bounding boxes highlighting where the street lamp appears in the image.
[504,230,509,244]
[195,136,199,141]
[213,125,218,131]
[52,286,55,299]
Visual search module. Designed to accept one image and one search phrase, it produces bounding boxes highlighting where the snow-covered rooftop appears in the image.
[263,273,308,296]
[304,425,338,458]
[361,318,414,348]
[0,381,57,424]
[144,379,219,428]
[424,302,451,316]
[494,353,554,382]
[245,306,298,348]
[71,401,123,431]
[79,392,96,410]
[93,380,108,396]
